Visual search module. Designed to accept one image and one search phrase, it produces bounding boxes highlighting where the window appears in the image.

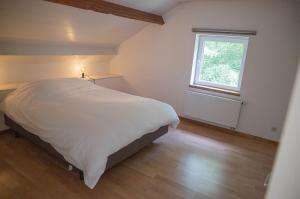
[190,34,249,95]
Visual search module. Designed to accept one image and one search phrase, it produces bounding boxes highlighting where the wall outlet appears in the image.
[271,127,278,133]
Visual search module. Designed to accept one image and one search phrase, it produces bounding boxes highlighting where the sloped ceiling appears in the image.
[0,0,190,49]
[106,0,191,15]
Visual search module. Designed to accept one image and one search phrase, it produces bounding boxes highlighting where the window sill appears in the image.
[189,84,240,96]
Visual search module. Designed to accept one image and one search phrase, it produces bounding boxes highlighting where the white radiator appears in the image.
[183,91,242,128]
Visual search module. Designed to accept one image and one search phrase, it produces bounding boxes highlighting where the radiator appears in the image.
[182,91,242,128]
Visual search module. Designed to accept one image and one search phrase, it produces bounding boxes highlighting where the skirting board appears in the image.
[0,114,278,145]
[179,116,279,145]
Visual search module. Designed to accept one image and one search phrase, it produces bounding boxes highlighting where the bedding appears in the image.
[0,78,179,189]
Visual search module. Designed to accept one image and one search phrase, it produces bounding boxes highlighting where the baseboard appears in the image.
[1,116,278,145]
[179,116,279,145]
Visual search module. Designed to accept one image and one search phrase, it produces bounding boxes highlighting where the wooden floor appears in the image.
[0,120,277,199]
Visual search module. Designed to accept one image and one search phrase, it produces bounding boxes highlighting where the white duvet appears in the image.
[0,78,179,189]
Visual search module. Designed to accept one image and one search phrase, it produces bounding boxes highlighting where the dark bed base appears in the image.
[4,114,168,181]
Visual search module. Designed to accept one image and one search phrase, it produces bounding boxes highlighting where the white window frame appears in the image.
[190,34,249,92]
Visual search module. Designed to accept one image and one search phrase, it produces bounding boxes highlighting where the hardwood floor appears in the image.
[0,120,277,199]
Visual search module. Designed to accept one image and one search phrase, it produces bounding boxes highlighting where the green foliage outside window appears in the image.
[199,41,244,87]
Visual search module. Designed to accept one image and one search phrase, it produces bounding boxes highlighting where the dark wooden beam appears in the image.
[45,0,164,25]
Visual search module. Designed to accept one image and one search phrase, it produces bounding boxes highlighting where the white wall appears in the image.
[0,55,112,84]
[111,0,300,141]
[266,60,300,199]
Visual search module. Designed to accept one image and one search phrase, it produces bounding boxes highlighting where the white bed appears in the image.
[0,78,179,189]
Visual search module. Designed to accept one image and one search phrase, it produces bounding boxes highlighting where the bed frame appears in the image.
[4,114,168,181]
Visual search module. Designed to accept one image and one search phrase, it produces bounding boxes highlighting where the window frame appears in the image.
[190,34,249,93]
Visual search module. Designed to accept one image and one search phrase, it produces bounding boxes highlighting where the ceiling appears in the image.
[0,0,190,50]
[106,0,191,15]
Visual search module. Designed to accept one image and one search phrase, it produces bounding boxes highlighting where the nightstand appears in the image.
[0,82,25,92]
[0,82,26,102]
[0,82,25,131]
[87,73,124,92]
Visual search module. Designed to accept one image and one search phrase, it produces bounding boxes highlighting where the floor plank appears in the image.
[0,120,277,199]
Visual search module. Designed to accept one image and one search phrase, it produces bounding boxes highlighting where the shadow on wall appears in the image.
[121,79,140,95]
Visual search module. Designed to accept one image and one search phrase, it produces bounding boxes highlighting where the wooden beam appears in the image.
[45,0,164,25]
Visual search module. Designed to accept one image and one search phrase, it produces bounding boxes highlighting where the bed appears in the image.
[0,78,179,189]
